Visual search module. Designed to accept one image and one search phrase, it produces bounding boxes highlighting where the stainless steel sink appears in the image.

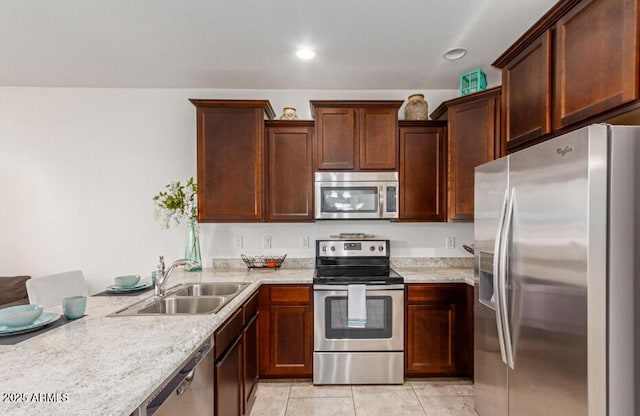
[110,281,251,316]
[171,282,250,297]
[137,296,229,315]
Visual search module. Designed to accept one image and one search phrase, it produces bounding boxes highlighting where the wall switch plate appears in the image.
[300,236,310,249]
[233,235,243,249]
[262,235,272,249]
[446,236,456,249]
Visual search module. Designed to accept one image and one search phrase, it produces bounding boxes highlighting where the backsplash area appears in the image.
[200,221,474,264]
[211,256,473,270]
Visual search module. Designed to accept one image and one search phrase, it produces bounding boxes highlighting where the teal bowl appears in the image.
[0,304,44,327]
[114,274,140,288]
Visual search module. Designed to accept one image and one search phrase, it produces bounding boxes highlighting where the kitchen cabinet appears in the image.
[398,121,447,221]
[430,87,501,222]
[214,291,260,416]
[501,30,552,147]
[493,0,640,152]
[190,99,275,222]
[405,283,471,377]
[554,0,639,129]
[242,292,259,415]
[311,101,403,171]
[265,121,314,222]
[258,284,313,377]
[214,309,243,416]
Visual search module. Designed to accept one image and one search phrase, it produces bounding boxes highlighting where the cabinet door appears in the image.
[399,125,446,221]
[259,285,313,377]
[503,30,552,146]
[243,314,259,415]
[448,95,500,221]
[266,124,314,221]
[196,106,264,221]
[215,335,242,416]
[405,284,469,377]
[359,107,398,170]
[315,108,356,170]
[554,0,639,129]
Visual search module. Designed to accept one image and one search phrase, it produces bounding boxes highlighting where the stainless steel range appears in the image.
[313,239,404,385]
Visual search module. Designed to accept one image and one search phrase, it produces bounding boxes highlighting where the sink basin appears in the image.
[137,296,229,315]
[109,281,251,316]
[171,282,250,297]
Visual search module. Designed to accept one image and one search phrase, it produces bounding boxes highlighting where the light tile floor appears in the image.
[249,379,479,416]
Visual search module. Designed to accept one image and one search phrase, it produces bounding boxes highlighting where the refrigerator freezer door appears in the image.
[474,157,509,416]
[507,127,592,416]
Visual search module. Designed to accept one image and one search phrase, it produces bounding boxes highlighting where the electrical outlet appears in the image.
[300,236,310,249]
[262,235,272,249]
[446,236,456,249]
[233,235,243,249]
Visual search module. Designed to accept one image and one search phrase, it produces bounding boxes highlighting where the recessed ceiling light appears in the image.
[296,48,315,60]
[443,48,467,61]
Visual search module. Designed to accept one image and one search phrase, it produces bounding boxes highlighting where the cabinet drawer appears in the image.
[270,285,311,304]
[406,284,465,304]
[243,291,259,324]
[215,308,243,361]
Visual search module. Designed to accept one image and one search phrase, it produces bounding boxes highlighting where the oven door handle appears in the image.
[313,284,405,291]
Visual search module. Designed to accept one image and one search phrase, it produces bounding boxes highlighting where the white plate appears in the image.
[107,282,152,293]
[0,313,61,336]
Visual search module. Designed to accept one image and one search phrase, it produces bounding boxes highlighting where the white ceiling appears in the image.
[0,0,557,89]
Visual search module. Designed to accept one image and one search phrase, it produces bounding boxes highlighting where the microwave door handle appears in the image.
[379,185,384,218]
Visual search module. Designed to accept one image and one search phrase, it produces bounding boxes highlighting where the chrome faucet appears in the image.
[154,256,199,297]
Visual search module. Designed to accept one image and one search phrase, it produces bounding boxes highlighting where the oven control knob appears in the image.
[369,246,375,251]
[378,245,384,251]
[322,246,327,252]
[330,246,336,252]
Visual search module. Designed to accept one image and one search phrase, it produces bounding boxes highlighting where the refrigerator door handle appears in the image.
[493,189,509,365]
[500,187,516,369]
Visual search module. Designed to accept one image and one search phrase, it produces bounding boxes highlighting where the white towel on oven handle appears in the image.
[347,284,367,328]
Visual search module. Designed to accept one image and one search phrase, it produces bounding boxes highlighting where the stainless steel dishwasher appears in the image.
[134,337,214,416]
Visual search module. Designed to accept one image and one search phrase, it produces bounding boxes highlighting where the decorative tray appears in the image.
[241,254,287,270]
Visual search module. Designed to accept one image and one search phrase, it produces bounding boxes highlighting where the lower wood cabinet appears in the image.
[214,291,260,416]
[258,284,313,377]
[405,283,472,377]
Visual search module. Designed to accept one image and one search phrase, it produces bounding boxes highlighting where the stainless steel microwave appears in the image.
[314,172,398,219]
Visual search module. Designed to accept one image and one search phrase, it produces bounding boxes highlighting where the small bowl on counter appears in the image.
[114,274,141,288]
[0,304,44,327]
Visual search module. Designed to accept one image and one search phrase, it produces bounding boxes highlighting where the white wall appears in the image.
[0,87,471,293]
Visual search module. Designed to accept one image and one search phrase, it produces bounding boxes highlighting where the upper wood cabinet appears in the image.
[265,121,314,222]
[191,100,275,222]
[554,0,639,129]
[431,87,501,222]
[311,101,403,171]
[502,30,552,147]
[494,0,640,151]
[398,121,447,222]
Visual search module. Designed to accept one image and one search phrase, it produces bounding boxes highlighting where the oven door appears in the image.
[313,284,404,351]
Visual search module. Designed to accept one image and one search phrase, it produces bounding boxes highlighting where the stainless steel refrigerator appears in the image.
[473,124,639,416]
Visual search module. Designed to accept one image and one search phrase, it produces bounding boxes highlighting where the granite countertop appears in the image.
[0,265,472,416]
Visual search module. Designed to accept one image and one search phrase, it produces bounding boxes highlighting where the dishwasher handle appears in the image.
[176,369,196,396]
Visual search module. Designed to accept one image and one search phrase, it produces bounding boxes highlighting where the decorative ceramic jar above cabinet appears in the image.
[404,94,429,120]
